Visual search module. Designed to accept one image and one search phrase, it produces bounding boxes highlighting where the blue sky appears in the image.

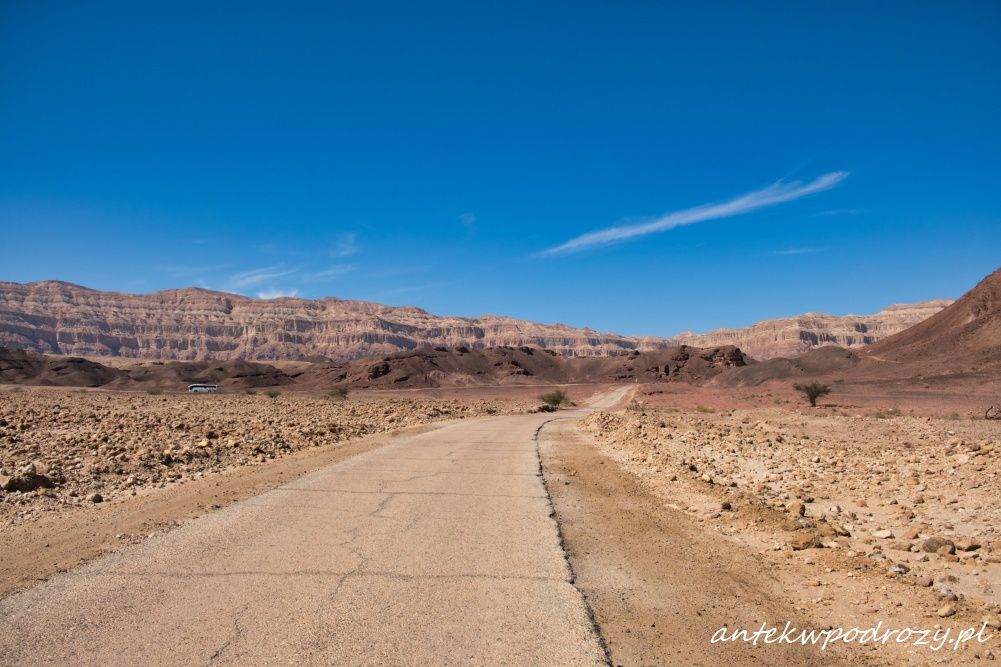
[1,1,999,337]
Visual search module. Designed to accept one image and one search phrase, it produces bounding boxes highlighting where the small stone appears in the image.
[873,529,894,539]
[937,603,957,618]
[982,615,1001,631]
[955,537,981,552]
[787,501,806,517]
[87,492,103,503]
[721,501,732,511]
[921,536,954,553]
[789,533,824,550]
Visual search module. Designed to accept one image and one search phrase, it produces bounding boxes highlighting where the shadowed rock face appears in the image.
[0,280,947,361]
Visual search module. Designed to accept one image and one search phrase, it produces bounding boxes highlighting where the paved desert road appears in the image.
[0,389,629,666]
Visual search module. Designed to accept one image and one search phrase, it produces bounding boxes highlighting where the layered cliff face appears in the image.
[0,281,649,360]
[665,300,952,360]
[0,281,949,361]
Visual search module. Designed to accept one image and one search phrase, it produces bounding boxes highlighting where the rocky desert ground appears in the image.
[576,393,1001,662]
[0,387,529,527]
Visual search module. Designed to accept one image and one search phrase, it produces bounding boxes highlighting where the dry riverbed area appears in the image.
[579,400,1001,663]
[0,387,529,526]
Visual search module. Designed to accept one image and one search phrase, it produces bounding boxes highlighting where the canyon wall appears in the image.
[0,281,949,361]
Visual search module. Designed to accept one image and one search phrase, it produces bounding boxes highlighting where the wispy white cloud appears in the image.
[812,208,858,217]
[329,233,360,258]
[227,265,297,289]
[772,247,822,256]
[257,288,300,299]
[458,213,477,228]
[157,263,233,278]
[541,171,849,256]
[305,264,355,281]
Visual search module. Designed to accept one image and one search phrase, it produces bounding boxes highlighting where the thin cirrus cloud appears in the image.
[306,264,355,281]
[329,232,360,258]
[541,171,849,256]
[772,247,822,256]
[257,288,300,300]
[226,265,297,289]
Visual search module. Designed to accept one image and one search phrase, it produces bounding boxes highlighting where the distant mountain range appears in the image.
[0,280,950,361]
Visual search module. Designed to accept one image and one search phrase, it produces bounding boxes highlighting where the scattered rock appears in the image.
[789,533,824,550]
[921,536,954,553]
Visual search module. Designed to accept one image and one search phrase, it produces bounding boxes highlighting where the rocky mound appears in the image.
[107,359,296,391]
[2,343,749,391]
[712,346,859,387]
[862,267,1001,374]
[0,347,122,387]
[297,345,750,389]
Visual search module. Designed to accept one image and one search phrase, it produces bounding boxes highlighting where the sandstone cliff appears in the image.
[0,281,948,361]
[664,300,951,360]
[0,281,648,360]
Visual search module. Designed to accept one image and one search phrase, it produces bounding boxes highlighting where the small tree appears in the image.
[327,387,349,400]
[264,390,281,399]
[793,382,831,407]
[538,389,570,409]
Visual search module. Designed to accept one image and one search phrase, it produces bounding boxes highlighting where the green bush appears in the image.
[264,390,281,399]
[146,388,163,395]
[327,387,349,400]
[538,389,570,408]
[793,382,831,407]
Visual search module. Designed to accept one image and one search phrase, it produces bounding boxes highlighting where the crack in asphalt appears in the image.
[206,601,250,665]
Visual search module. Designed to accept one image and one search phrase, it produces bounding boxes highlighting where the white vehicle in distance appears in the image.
[187,383,218,393]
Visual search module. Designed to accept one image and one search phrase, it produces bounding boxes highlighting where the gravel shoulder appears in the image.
[539,417,843,666]
[563,400,1001,664]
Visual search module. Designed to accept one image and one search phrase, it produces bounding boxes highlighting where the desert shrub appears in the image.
[245,390,257,395]
[146,388,163,395]
[695,405,716,413]
[793,382,831,407]
[538,389,570,408]
[264,390,281,399]
[327,387,349,400]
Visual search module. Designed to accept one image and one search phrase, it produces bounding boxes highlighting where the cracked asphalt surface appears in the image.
[0,392,628,666]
